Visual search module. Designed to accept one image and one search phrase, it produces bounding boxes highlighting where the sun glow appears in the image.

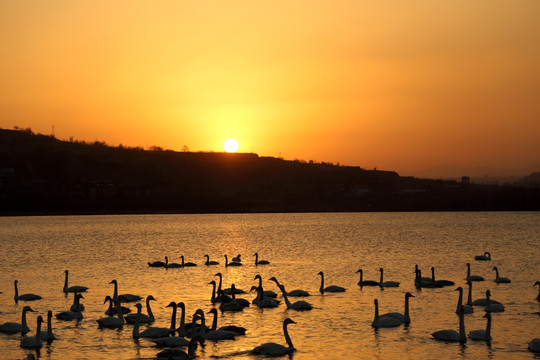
[223,138,239,153]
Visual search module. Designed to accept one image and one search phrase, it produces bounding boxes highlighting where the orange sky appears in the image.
[1,1,539,178]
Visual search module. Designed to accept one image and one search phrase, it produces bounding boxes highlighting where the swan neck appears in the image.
[379,270,384,285]
[494,268,500,278]
[14,281,18,301]
[198,313,206,338]
[112,282,118,301]
[217,274,223,292]
[283,322,294,349]
[458,310,465,341]
[63,271,69,292]
[359,270,363,282]
[374,301,379,322]
[467,284,473,305]
[211,310,218,331]
[21,308,29,328]
[319,273,325,293]
[116,299,123,320]
[210,282,216,302]
[456,289,463,312]
[146,298,155,321]
[47,312,53,336]
[35,318,42,337]
[404,296,410,322]
[132,320,139,338]
[281,287,293,308]
[188,338,199,358]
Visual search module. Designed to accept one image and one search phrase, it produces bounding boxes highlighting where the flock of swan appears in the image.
[1,251,540,359]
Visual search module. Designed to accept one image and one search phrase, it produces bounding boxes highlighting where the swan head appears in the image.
[147,295,156,302]
[208,280,216,286]
[166,301,176,308]
[37,315,44,324]
[317,271,324,276]
[214,272,222,278]
[64,270,69,274]
[268,276,278,283]
[193,309,205,321]
[208,308,217,315]
[492,266,497,271]
[379,268,383,272]
[134,303,142,310]
[486,290,491,297]
[455,287,463,292]
[534,281,540,287]
[283,318,296,326]
[249,285,258,293]
[77,294,84,300]
[254,274,262,281]
[483,311,491,319]
[466,263,471,268]
[109,279,117,285]
[14,279,18,285]
[374,299,378,305]
[356,269,362,274]
[405,292,414,298]
[22,306,35,313]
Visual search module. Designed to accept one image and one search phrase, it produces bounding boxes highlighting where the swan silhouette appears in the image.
[132,303,174,338]
[204,254,219,266]
[431,305,466,342]
[492,266,511,283]
[415,269,439,289]
[232,254,242,262]
[155,335,204,360]
[196,309,237,341]
[277,284,313,311]
[147,258,165,267]
[380,292,414,324]
[379,268,400,288]
[224,254,242,267]
[465,263,484,281]
[468,311,492,341]
[431,267,455,287]
[103,295,131,315]
[56,294,84,320]
[371,299,402,328]
[0,305,34,334]
[125,295,156,324]
[250,318,296,356]
[472,289,502,308]
[20,315,44,349]
[181,255,197,267]
[14,280,42,302]
[39,310,56,341]
[251,286,279,308]
[529,338,540,353]
[110,279,142,302]
[63,270,88,293]
[219,284,249,311]
[318,271,346,293]
[214,272,245,295]
[255,274,277,298]
[356,269,379,287]
[475,252,491,261]
[209,280,231,304]
[484,290,505,312]
[70,291,85,312]
[455,287,474,314]
[165,256,182,269]
[255,252,270,265]
[97,297,125,328]
[269,276,310,297]
[208,308,246,335]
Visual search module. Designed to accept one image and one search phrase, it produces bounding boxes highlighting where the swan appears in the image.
[39,310,56,341]
[415,269,441,289]
[125,295,156,324]
[465,263,484,281]
[209,280,231,304]
[455,287,474,314]
[255,274,278,298]
[431,267,455,287]
[97,297,125,328]
[431,305,466,342]
[56,294,84,320]
[277,284,313,311]
[492,266,511,283]
[356,269,379,287]
[468,311,492,341]
[195,309,237,341]
[219,284,249,312]
[232,254,242,262]
[147,258,165,267]
[132,303,174,339]
[535,281,540,301]
[70,291,85,312]
[155,335,205,359]
[466,281,474,306]
[181,255,197,267]
[103,295,131,315]
[20,315,44,349]
[204,254,219,266]
[63,270,89,293]
[371,299,402,328]
[255,252,270,265]
[475,252,491,261]
[269,276,310,297]
[250,318,296,357]
[151,332,190,347]
[165,256,182,269]
[318,271,346,293]
[529,338,540,353]
[472,289,502,307]
[378,268,400,288]
[224,254,242,267]
[110,279,142,302]
[214,272,245,295]
[251,286,279,308]
[208,308,246,335]
[380,292,414,324]
[176,302,187,336]
[484,290,505,312]
[14,280,42,302]
[0,305,34,334]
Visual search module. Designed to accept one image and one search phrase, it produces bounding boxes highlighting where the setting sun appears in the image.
[223,138,239,153]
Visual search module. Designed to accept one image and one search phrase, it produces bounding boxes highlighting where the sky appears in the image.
[1,1,539,178]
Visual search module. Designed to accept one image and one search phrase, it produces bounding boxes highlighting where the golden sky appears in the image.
[1,1,539,177]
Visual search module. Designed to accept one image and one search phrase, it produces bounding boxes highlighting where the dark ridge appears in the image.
[1,128,539,215]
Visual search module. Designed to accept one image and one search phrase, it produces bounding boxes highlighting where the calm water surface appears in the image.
[0,212,539,360]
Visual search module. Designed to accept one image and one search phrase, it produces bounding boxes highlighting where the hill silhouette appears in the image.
[1,128,538,215]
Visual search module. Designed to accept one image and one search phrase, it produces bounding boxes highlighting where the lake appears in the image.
[0,212,539,359]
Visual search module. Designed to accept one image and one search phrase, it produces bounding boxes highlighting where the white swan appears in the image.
[110,279,142,302]
[181,255,197,267]
[251,286,279,308]
[132,303,174,339]
[492,266,511,283]
[125,295,156,324]
[56,294,84,320]
[207,308,246,335]
[431,305,466,342]
[208,280,231,304]
[371,299,402,328]
[484,290,505,312]
[255,252,270,265]
[535,281,540,302]
[465,263,484,281]
[63,270,89,293]
[269,276,310,297]
[224,254,242,267]
[431,267,455,287]
[415,269,441,289]
[380,292,414,324]
[214,272,245,295]
[378,268,400,288]
[14,280,42,302]
[204,254,219,266]
[219,284,249,312]
[70,291,85,312]
[0,305,34,334]
[468,311,492,341]
[318,271,346,293]
[250,318,296,356]
[147,258,165,267]
[254,274,278,298]
[455,287,474,314]
[97,297,125,328]
[155,336,204,359]
[356,269,379,287]
[165,256,182,269]
[472,289,502,307]
[232,254,242,262]
[39,310,56,341]
[103,295,131,315]
[529,338,540,353]
[278,284,313,311]
[196,309,237,341]
[20,315,44,349]
[475,252,491,261]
